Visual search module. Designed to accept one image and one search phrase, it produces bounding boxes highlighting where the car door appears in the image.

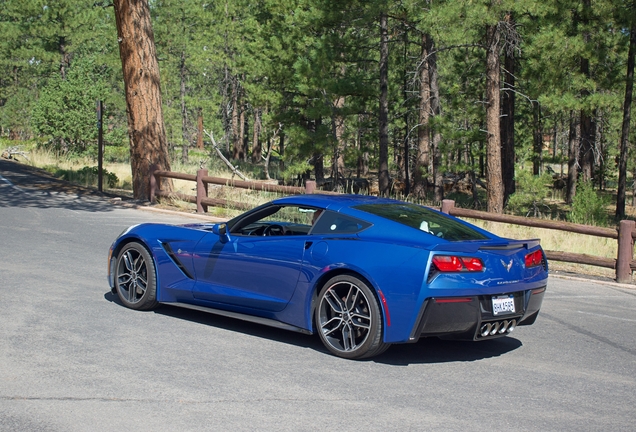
[191,217,309,313]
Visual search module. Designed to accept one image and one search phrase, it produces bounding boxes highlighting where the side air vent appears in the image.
[162,243,194,279]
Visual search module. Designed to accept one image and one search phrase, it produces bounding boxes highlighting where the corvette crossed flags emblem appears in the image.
[501,259,513,272]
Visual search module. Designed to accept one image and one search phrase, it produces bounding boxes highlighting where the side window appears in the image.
[232,205,316,236]
[311,211,370,235]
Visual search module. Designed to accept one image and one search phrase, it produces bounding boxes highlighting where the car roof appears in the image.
[272,194,400,209]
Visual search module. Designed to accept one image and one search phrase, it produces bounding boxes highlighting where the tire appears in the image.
[114,242,158,311]
[315,274,389,359]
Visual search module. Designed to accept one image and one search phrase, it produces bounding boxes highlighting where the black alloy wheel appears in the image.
[316,274,389,359]
[115,242,158,311]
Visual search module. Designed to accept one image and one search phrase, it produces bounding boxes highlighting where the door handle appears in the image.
[304,241,313,250]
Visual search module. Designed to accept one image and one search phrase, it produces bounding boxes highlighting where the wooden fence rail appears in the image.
[440,199,635,283]
[148,166,635,283]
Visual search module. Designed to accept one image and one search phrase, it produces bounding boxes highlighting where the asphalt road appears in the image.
[1,158,635,431]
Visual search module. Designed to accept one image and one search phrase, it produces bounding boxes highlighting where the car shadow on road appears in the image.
[104,291,325,351]
[373,336,522,365]
[105,291,523,364]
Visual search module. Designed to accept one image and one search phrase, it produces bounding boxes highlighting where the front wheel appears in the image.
[114,242,158,311]
[315,275,389,359]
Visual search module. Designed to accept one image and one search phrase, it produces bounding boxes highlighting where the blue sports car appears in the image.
[108,194,547,359]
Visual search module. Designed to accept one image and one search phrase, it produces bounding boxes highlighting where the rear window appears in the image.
[354,203,488,241]
[311,211,371,235]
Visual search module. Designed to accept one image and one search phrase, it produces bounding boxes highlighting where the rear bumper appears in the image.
[408,286,546,342]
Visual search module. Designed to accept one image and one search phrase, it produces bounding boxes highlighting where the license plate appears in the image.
[492,295,515,315]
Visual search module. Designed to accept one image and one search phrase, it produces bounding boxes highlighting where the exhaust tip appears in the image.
[507,319,517,333]
[480,323,492,337]
[489,322,500,336]
[498,320,509,334]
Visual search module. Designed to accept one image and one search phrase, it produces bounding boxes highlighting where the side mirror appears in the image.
[212,223,227,237]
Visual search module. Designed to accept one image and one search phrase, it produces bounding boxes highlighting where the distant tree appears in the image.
[32,56,110,153]
[378,11,390,195]
[616,7,636,218]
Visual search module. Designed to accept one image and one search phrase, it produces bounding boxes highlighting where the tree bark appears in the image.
[579,107,595,182]
[332,96,346,181]
[239,100,247,162]
[58,36,70,80]
[617,23,636,218]
[429,39,444,203]
[413,32,431,199]
[378,13,390,196]
[113,0,172,200]
[501,28,515,203]
[579,0,594,183]
[356,114,369,177]
[196,108,204,149]
[231,77,241,159]
[279,132,285,173]
[251,108,262,164]
[486,24,504,213]
[532,102,542,175]
[180,51,189,164]
[566,112,580,204]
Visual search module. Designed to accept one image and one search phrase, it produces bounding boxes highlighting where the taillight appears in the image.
[432,255,484,272]
[525,249,543,268]
[461,257,484,271]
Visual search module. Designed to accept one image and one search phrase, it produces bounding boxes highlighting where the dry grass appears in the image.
[468,219,617,278]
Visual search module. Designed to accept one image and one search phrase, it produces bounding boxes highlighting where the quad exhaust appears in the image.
[479,319,517,338]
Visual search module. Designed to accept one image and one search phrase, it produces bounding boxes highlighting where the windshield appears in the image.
[354,203,489,241]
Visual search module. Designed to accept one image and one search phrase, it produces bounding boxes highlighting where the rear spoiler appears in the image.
[430,239,541,253]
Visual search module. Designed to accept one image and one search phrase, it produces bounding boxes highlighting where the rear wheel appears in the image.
[315,275,388,359]
[115,242,158,311]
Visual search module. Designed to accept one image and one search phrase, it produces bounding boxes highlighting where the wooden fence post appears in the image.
[196,168,209,213]
[149,164,159,203]
[441,199,455,214]
[305,180,316,194]
[616,220,635,283]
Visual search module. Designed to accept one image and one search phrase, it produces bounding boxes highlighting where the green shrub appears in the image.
[568,181,610,226]
[55,166,119,188]
[507,171,553,217]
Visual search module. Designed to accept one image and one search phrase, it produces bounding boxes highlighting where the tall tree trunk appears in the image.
[579,0,594,183]
[486,24,504,213]
[331,96,346,181]
[579,108,595,182]
[231,77,240,159]
[113,0,172,200]
[279,132,285,173]
[413,33,431,199]
[59,36,70,80]
[400,23,410,195]
[239,101,247,162]
[566,112,580,204]
[501,22,516,203]
[251,108,262,164]
[378,12,390,195]
[532,102,542,175]
[357,114,369,177]
[617,23,636,218]
[196,108,204,150]
[429,37,444,203]
[264,137,272,180]
[223,65,231,152]
[310,118,325,183]
[180,51,189,164]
